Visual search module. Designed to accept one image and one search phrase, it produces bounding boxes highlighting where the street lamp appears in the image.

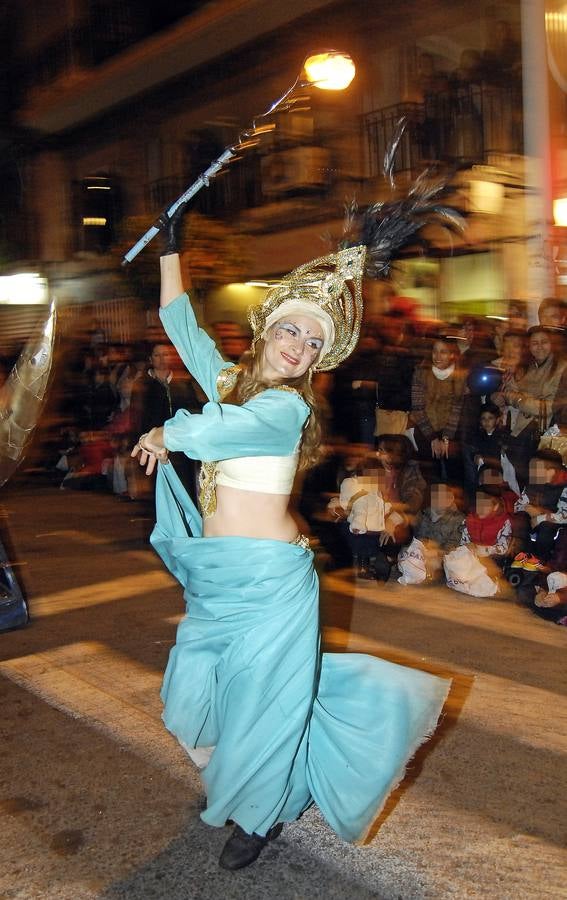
[303,51,356,90]
[122,51,356,265]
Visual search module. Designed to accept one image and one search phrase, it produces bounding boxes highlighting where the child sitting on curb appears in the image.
[512,449,567,571]
[444,487,512,597]
[461,487,513,560]
[398,482,463,584]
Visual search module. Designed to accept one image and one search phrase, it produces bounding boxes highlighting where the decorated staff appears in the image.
[122,51,356,265]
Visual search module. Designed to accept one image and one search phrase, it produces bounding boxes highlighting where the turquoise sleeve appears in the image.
[163,389,309,461]
[159,293,233,400]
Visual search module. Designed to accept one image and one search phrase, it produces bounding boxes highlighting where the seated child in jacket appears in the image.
[440,487,513,597]
[519,491,567,622]
[513,449,567,567]
[461,487,513,560]
[398,482,463,584]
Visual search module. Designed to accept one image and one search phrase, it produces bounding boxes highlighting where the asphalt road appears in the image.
[1,480,566,900]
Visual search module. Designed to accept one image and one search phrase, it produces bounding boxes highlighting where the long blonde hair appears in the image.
[222,338,322,470]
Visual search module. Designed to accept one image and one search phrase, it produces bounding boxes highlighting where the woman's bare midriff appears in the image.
[203,484,299,542]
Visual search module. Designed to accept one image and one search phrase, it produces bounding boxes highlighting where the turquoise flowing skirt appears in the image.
[152,465,450,842]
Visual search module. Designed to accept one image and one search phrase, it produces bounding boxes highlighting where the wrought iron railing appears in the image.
[362,82,523,178]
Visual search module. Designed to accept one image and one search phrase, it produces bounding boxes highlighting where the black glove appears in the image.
[154,203,187,256]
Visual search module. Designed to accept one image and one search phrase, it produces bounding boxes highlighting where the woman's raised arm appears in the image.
[156,214,231,399]
[160,253,185,308]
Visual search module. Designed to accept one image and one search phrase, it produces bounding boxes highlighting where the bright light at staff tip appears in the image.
[303,52,356,91]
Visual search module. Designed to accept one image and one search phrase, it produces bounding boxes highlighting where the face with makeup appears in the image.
[261,315,324,381]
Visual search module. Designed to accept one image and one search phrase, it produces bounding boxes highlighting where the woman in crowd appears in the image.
[493,326,566,488]
[490,330,529,431]
[410,336,467,481]
[130,203,453,870]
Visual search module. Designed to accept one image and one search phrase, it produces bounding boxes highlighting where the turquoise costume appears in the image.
[152,293,450,841]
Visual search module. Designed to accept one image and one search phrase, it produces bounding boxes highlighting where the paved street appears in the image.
[1,481,566,900]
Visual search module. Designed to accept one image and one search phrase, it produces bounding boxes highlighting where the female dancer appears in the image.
[132,212,453,871]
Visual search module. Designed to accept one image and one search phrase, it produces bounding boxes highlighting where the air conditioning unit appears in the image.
[261,146,331,196]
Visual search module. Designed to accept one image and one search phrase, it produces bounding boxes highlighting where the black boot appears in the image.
[219,823,283,870]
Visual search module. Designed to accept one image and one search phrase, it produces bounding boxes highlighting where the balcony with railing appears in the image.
[362,82,523,180]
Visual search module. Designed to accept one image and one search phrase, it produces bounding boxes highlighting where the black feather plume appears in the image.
[341,122,465,278]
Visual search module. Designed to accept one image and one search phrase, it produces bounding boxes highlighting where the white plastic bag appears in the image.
[443,545,499,597]
[547,571,567,593]
[397,538,427,585]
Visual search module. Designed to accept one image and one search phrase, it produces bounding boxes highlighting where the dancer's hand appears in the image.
[131,427,169,476]
[155,202,188,256]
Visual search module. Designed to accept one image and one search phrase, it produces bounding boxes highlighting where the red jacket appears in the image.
[465,510,510,546]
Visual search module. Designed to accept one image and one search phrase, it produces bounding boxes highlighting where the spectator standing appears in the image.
[410,337,466,481]
[130,343,202,503]
[88,366,118,430]
[538,297,567,329]
[463,403,509,503]
[496,327,566,488]
[331,332,378,445]
[374,314,417,436]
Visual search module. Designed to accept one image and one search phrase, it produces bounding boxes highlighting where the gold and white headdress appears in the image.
[249,245,366,372]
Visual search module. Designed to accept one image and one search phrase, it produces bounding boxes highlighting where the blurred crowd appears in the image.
[37,293,567,629]
[45,322,204,506]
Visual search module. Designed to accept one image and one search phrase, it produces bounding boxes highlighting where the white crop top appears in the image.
[215,453,299,494]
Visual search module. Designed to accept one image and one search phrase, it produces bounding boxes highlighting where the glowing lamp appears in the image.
[553,197,567,227]
[303,52,356,91]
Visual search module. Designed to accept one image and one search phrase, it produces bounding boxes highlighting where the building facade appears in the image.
[0,0,565,350]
